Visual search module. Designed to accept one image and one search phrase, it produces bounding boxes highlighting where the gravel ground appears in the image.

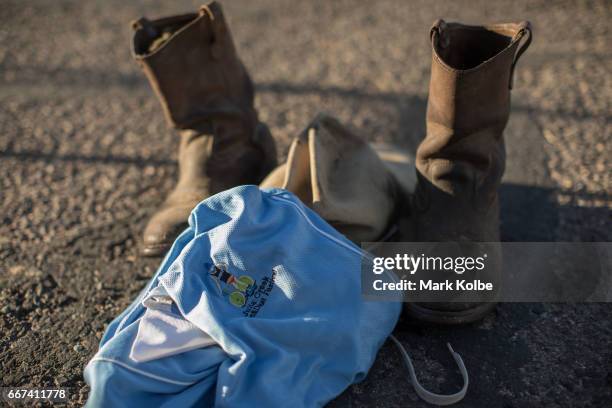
[0,0,610,406]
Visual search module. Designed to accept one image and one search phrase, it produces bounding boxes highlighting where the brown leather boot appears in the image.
[131,2,277,256]
[406,20,532,324]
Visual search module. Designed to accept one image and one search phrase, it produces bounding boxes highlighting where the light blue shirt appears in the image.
[84,186,401,407]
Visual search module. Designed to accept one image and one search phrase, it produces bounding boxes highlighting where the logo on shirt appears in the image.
[208,263,276,317]
[209,263,256,308]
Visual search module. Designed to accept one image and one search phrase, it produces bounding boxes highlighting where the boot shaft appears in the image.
[131,2,255,130]
[415,20,532,242]
[131,2,276,193]
[426,20,531,135]
[418,20,532,198]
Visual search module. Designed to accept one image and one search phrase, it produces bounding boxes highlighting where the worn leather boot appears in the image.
[131,2,277,256]
[406,20,532,324]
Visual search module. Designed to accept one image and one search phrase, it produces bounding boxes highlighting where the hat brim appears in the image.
[261,143,416,197]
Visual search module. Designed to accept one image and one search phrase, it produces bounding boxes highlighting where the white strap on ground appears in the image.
[389,335,469,406]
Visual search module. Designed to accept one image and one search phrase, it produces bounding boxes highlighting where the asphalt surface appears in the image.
[1,0,611,406]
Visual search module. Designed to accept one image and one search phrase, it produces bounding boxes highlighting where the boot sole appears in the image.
[403,302,497,325]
